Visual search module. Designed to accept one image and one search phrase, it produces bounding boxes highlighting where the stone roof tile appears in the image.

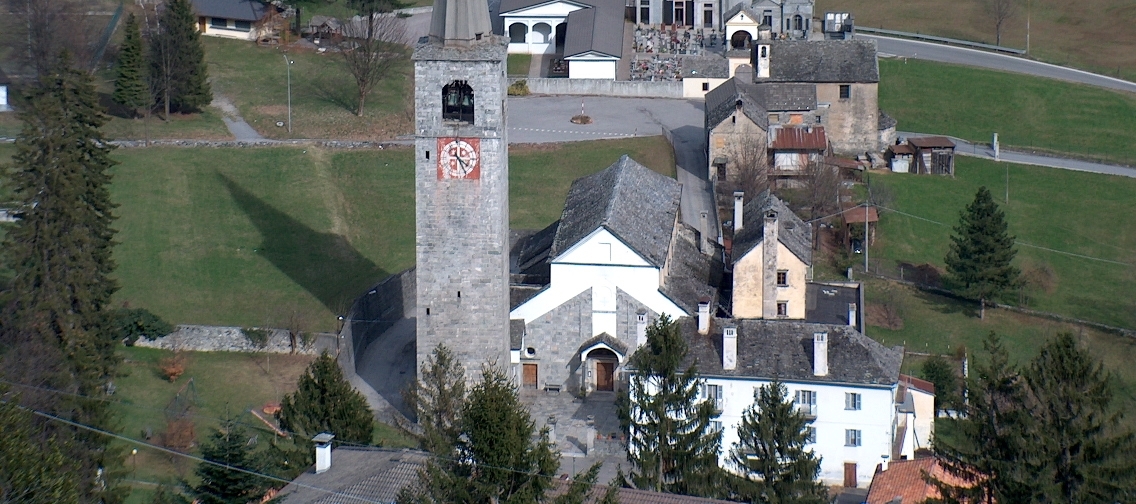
[732,190,813,265]
[755,40,879,83]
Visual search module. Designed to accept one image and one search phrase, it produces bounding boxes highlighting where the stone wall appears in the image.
[518,78,683,98]
[134,325,329,354]
[520,289,592,393]
[819,82,880,155]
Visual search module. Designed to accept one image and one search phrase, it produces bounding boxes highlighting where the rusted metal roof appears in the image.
[769,126,827,150]
[842,205,878,224]
[907,136,956,149]
[888,143,916,155]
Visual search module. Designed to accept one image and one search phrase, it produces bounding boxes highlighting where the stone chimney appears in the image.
[848,303,857,328]
[723,327,738,370]
[699,211,711,255]
[697,299,711,335]
[761,210,779,318]
[313,432,335,474]
[813,332,829,377]
[733,191,744,232]
[636,312,648,347]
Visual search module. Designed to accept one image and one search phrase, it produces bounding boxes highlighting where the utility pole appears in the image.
[1026,0,1031,54]
[863,171,870,275]
[282,53,293,134]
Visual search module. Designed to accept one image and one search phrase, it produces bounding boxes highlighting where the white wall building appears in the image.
[498,0,624,79]
[191,0,277,41]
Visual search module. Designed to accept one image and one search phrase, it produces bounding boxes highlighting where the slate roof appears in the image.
[682,55,730,79]
[732,190,813,265]
[723,3,761,24]
[770,126,827,150]
[510,319,526,350]
[704,78,769,131]
[661,224,723,314]
[562,0,624,58]
[551,156,680,268]
[274,448,428,504]
[751,83,816,111]
[191,0,270,21]
[754,40,879,83]
[681,317,904,386]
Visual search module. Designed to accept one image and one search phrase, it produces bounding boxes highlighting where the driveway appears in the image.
[866,35,1136,95]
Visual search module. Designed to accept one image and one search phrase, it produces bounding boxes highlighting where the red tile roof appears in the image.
[547,481,737,504]
[770,126,827,151]
[907,136,956,149]
[899,374,936,394]
[866,458,978,504]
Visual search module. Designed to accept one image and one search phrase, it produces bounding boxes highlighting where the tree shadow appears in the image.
[309,68,357,114]
[219,174,387,313]
[97,91,138,119]
[914,288,976,318]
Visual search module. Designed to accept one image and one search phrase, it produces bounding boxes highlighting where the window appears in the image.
[442,81,474,123]
[793,14,803,31]
[762,11,772,27]
[234,20,251,31]
[710,421,723,433]
[845,429,862,446]
[815,115,822,124]
[776,301,788,317]
[845,392,861,410]
[839,85,851,99]
[210,17,227,28]
[769,113,779,123]
[703,5,714,28]
[702,82,710,91]
[776,270,788,286]
[805,426,816,444]
[705,384,723,411]
[794,390,816,417]
[640,0,650,24]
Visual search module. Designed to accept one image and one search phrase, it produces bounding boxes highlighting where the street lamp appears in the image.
[282,53,294,134]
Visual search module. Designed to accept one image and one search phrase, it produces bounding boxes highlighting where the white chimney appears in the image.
[313,432,335,474]
[697,300,711,334]
[723,327,738,370]
[636,313,648,347]
[813,332,829,376]
[756,44,770,78]
[699,211,711,254]
[881,455,890,472]
[848,303,857,327]
[733,191,744,232]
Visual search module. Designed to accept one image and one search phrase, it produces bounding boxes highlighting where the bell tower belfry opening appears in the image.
[413,0,510,382]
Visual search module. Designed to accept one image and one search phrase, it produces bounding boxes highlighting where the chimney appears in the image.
[813,332,829,376]
[756,44,770,79]
[762,210,779,318]
[697,299,711,335]
[699,211,711,254]
[733,191,744,232]
[881,455,891,472]
[312,432,335,474]
[636,313,648,347]
[722,327,737,370]
[847,303,857,327]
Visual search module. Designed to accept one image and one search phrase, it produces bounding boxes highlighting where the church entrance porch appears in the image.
[577,334,628,396]
[596,361,615,391]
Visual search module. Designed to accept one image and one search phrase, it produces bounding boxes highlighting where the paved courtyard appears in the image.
[521,389,629,482]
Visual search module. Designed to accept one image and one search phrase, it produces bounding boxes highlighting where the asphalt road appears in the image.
[865,35,1136,95]
[900,131,1136,178]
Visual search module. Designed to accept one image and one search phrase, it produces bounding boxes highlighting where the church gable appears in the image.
[499,0,588,16]
[554,228,652,267]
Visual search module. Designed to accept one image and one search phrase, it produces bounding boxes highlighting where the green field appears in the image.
[109,137,674,330]
[867,156,1136,329]
[507,54,532,77]
[880,58,1136,165]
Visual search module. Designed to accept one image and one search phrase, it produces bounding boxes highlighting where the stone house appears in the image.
[705,77,770,184]
[729,190,812,319]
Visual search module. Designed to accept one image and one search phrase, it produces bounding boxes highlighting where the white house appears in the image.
[0,68,10,112]
[498,0,624,79]
[685,319,907,488]
[191,0,279,41]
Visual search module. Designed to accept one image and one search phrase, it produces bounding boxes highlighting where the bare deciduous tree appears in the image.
[3,0,99,76]
[340,9,407,116]
[727,133,772,197]
[800,160,842,250]
[986,0,1017,46]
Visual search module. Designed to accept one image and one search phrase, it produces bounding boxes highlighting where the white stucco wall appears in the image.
[502,1,582,54]
[567,57,618,80]
[732,240,808,319]
[199,17,259,41]
[705,376,898,488]
[682,77,728,98]
[0,85,8,110]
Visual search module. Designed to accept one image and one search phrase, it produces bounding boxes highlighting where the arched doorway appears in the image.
[533,22,552,44]
[586,348,619,392]
[554,23,567,52]
[730,30,752,49]
[508,23,528,44]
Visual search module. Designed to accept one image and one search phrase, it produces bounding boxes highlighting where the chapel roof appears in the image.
[705,78,769,131]
[732,190,813,265]
[753,39,879,83]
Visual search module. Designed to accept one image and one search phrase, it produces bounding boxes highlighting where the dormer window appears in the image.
[442,80,474,123]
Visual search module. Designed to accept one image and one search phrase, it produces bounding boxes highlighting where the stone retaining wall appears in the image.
[516,78,683,98]
[134,324,328,354]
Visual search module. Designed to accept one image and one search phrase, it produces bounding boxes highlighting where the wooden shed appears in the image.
[907,136,956,176]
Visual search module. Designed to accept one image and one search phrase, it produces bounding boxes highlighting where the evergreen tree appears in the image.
[730,380,826,504]
[929,332,1041,503]
[278,351,375,445]
[190,413,269,504]
[404,343,466,454]
[1025,333,1136,502]
[399,365,561,503]
[920,354,960,415]
[150,0,211,116]
[623,315,722,497]
[112,13,149,116]
[0,389,80,503]
[944,186,1019,319]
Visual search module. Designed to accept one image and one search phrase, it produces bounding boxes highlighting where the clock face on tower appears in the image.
[437,137,480,180]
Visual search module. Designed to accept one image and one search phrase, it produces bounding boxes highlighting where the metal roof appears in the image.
[191,0,270,21]
[562,0,624,58]
[770,126,827,150]
[907,136,956,149]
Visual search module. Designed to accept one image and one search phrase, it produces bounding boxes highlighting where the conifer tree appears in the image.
[920,354,960,415]
[404,343,466,454]
[150,0,211,116]
[278,351,375,445]
[929,332,1041,503]
[624,315,722,497]
[190,414,269,504]
[113,13,149,116]
[730,380,826,504]
[0,388,80,503]
[944,186,1019,319]
[1025,333,1136,502]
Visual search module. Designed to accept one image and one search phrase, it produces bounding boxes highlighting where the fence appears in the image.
[89,1,125,72]
[515,78,683,98]
[857,27,1026,55]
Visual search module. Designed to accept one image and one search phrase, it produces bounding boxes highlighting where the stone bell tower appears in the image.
[413,0,509,381]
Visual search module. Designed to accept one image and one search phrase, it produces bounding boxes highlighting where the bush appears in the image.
[507,79,530,96]
[159,353,188,382]
[242,327,270,349]
[113,307,175,345]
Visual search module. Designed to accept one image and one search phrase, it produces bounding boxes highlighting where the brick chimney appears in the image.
[723,327,737,370]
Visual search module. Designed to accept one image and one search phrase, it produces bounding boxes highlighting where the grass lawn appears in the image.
[817,0,1136,79]
[866,156,1136,329]
[100,112,231,141]
[109,136,674,329]
[507,54,532,76]
[879,58,1136,165]
[202,37,413,140]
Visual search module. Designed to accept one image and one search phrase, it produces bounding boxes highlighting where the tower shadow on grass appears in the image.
[219,174,388,313]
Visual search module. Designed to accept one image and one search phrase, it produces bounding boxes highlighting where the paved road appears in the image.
[901,131,1136,178]
[866,35,1136,95]
[211,95,264,141]
[508,96,716,230]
